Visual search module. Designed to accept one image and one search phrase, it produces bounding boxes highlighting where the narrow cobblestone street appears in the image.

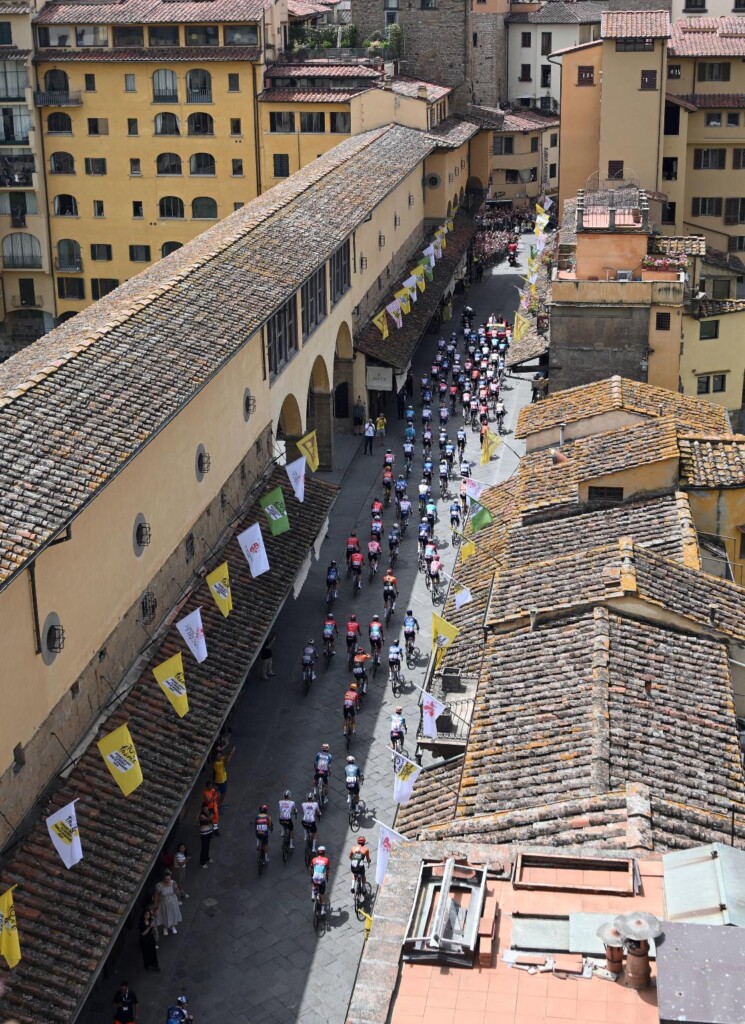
[81,250,533,1024]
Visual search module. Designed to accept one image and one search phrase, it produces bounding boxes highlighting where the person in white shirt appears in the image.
[278,790,297,850]
[301,793,322,852]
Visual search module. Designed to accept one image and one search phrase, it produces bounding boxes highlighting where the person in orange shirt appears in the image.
[203,780,220,836]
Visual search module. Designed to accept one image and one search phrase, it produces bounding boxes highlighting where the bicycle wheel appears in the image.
[313,899,320,932]
[305,836,313,868]
[391,670,400,697]
[372,655,379,679]
[282,834,289,863]
[304,668,312,695]
[349,806,360,832]
[385,605,392,627]
[431,584,438,605]
[324,646,331,669]
[355,884,366,922]
[257,847,264,877]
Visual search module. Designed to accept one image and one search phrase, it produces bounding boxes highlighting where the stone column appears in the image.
[313,389,334,472]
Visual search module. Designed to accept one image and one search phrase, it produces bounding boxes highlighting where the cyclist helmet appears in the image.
[386,448,392,454]
[308,638,315,645]
[398,473,405,480]
[350,614,357,622]
[317,846,326,854]
[330,559,337,566]
[347,755,355,763]
[350,530,357,537]
[358,836,367,845]
[284,789,291,799]
[407,609,413,615]
[372,614,380,622]
[374,514,381,521]
[395,706,403,714]
[260,804,268,813]
[321,743,330,751]
[350,682,358,691]
[327,613,335,620]
[307,791,315,802]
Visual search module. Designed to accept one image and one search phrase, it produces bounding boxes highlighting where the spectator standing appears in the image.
[198,801,214,868]
[213,745,234,808]
[260,630,276,679]
[396,390,406,420]
[203,779,220,835]
[172,842,190,902]
[113,981,138,1024]
[352,396,365,435]
[375,412,387,446]
[363,418,375,455]
[154,870,182,935]
[405,372,414,399]
[138,910,160,973]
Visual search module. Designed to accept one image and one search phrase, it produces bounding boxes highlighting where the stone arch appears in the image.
[452,192,458,211]
[447,200,452,217]
[306,353,334,471]
[333,320,354,427]
[277,391,303,441]
[310,353,330,392]
[335,319,353,360]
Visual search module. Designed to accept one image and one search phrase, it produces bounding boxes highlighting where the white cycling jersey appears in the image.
[279,799,295,821]
[302,800,320,824]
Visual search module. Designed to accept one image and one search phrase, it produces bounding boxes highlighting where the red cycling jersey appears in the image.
[350,552,364,570]
[346,536,360,552]
[346,620,361,640]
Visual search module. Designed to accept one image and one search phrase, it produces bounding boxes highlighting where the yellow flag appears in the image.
[394,289,411,315]
[362,911,374,941]
[513,312,529,342]
[97,723,143,796]
[447,217,454,232]
[432,613,459,654]
[0,886,21,969]
[373,310,389,339]
[206,561,232,618]
[536,204,545,217]
[153,653,189,718]
[297,429,320,472]
[411,266,426,293]
[461,539,476,561]
[481,428,502,465]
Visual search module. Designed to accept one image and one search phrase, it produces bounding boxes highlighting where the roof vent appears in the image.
[417,84,429,101]
[613,912,662,990]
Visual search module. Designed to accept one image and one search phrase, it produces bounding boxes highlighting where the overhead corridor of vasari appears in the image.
[1,0,745,1023]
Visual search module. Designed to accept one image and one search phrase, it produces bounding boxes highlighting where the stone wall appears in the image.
[470,13,507,108]
[549,305,650,392]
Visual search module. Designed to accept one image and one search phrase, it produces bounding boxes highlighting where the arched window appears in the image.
[187,112,213,136]
[152,69,178,102]
[156,152,182,175]
[154,112,180,136]
[53,194,78,216]
[50,152,75,174]
[57,238,81,271]
[192,196,217,219]
[44,69,69,93]
[2,232,42,268]
[189,152,215,176]
[159,196,184,219]
[47,112,72,134]
[186,68,211,102]
[161,241,183,258]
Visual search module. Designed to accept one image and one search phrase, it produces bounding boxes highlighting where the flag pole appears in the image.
[381,742,462,797]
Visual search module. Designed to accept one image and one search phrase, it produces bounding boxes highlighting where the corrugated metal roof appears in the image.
[663,843,745,927]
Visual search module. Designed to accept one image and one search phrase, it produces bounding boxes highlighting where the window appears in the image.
[113,26,144,46]
[330,239,350,304]
[421,0,437,9]
[76,25,107,46]
[47,112,72,134]
[385,0,399,26]
[655,312,671,331]
[159,196,184,219]
[84,158,107,175]
[549,162,557,178]
[0,60,28,99]
[549,132,558,148]
[700,320,720,339]
[266,295,297,375]
[156,152,182,175]
[230,117,241,136]
[270,111,294,133]
[154,112,180,136]
[127,117,138,136]
[44,68,68,94]
[301,265,327,340]
[2,232,41,268]
[588,486,624,503]
[541,65,551,88]
[224,24,258,44]
[148,25,179,46]
[472,32,478,47]
[694,148,726,169]
[725,198,745,225]
[129,244,151,262]
[492,136,513,155]
[87,118,108,136]
[505,169,519,184]
[273,153,289,177]
[330,112,350,133]
[233,202,243,211]
[664,103,680,136]
[57,277,84,300]
[93,200,104,217]
[90,243,112,261]
[727,113,740,128]
[17,279,36,307]
[616,37,654,51]
[300,112,325,133]
[192,196,217,218]
[231,158,243,176]
[578,66,594,86]
[692,197,723,217]
[184,25,218,46]
[521,32,531,47]
[186,68,212,102]
[50,152,74,174]
[153,68,178,102]
[541,31,552,55]
[684,0,706,7]
[529,167,537,182]
[228,73,240,92]
[125,73,136,92]
[713,374,726,392]
[84,73,96,92]
[37,26,71,47]
[53,194,78,216]
[728,236,745,252]
[712,278,730,299]
[668,64,681,79]
[132,200,143,218]
[733,149,745,170]
[161,241,182,257]
[662,156,678,180]
[608,160,624,180]
[188,112,214,136]
[705,112,722,127]
[130,158,141,176]
[697,375,711,394]
[531,137,539,152]
[0,22,11,45]
[91,278,119,299]
[520,64,531,82]
[699,63,730,82]
[640,70,657,90]
[189,152,215,175]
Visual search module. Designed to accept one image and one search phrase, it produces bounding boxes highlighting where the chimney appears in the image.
[613,912,662,990]
[608,189,616,231]
[529,607,539,630]
[384,76,392,90]
[559,422,566,447]
[596,923,624,976]
[417,84,429,101]
[576,189,585,232]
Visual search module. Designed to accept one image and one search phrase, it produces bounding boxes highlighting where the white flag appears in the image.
[286,455,306,503]
[454,587,473,610]
[421,694,447,739]
[376,823,407,886]
[464,478,485,502]
[46,800,83,869]
[543,196,553,211]
[176,607,208,664]
[393,752,422,805]
[403,276,418,304]
[237,523,269,578]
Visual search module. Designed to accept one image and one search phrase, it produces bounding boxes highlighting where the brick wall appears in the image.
[470,13,507,108]
[549,305,650,392]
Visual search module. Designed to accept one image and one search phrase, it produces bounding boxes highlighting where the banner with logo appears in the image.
[460,539,476,562]
[432,613,459,657]
[421,693,447,739]
[97,723,143,796]
[373,310,389,339]
[297,430,320,472]
[206,561,232,618]
[454,586,473,610]
[394,288,411,316]
[46,800,83,869]
[470,500,494,534]
[463,478,485,502]
[376,823,407,885]
[286,455,307,502]
[176,607,208,664]
[237,522,270,577]
[153,652,189,718]
[0,886,21,968]
[402,275,418,304]
[411,265,426,293]
[513,312,530,342]
[386,299,403,329]
[393,752,422,805]
[261,486,290,536]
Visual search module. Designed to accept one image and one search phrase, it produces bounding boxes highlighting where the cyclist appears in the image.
[388,640,403,681]
[438,427,448,452]
[429,552,443,593]
[326,560,339,603]
[425,497,438,532]
[367,536,381,574]
[278,790,297,851]
[382,567,398,614]
[418,478,430,514]
[301,639,317,680]
[390,706,407,755]
[346,614,361,658]
[418,517,431,554]
[424,538,438,574]
[255,804,273,862]
[444,436,456,472]
[350,547,364,588]
[460,478,469,517]
[345,530,360,568]
[439,458,449,492]
[422,426,433,453]
[404,421,416,445]
[382,464,394,502]
[399,494,412,531]
[422,405,432,429]
[352,645,369,695]
[407,400,417,422]
[449,382,459,414]
[302,791,321,854]
[345,755,363,808]
[349,836,371,894]
[314,744,332,803]
[369,614,385,657]
[371,496,384,518]
[403,610,419,656]
[439,404,449,427]
[456,425,467,457]
[322,613,338,657]
[403,440,415,473]
[460,456,471,479]
[495,398,505,433]
[388,523,401,561]
[394,474,407,506]
[343,682,360,736]
[310,846,330,916]
[383,448,395,469]
[450,500,461,533]
[422,455,434,486]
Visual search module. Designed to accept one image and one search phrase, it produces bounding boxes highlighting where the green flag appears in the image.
[470,500,493,535]
[260,486,290,536]
[424,264,433,281]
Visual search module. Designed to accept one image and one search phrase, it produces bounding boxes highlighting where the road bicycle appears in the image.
[371,645,381,679]
[391,731,408,759]
[352,569,362,596]
[390,661,404,696]
[353,873,372,922]
[325,584,337,614]
[257,840,268,876]
[384,601,394,627]
[303,826,315,868]
[323,638,334,669]
[281,825,292,863]
[431,577,440,605]
[439,477,449,500]
[389,545,398,569]
[302,661,315,694]
[345,715,356,751]
[312,886,327,931]
[369,558,379,584]
[347,643,356,672]
[347,786,364,830]
[405,639,420,670]
[315,774,328,809]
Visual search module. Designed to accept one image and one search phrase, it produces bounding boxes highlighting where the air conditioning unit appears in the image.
[616,270,632,281]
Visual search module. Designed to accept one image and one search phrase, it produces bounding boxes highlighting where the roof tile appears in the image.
[34,0,265,24]
[669,16,745,57]
[601,9,670,37]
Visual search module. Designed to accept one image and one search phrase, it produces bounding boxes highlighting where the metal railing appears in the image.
[54,255,83,272]
[11,295,43,308]
[153,91,178,103]
[33,90,82,107]
[0,134,30,146]
[186,88,212,103]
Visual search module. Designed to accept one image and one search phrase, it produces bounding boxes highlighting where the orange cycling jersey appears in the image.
[350,552,364,569]
[346,536,360,551]
[383,574,398,590]
[344,689,360,709]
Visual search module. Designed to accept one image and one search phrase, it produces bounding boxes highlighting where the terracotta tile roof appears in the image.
[505,328,549,366]
[696,299,745,318]
[0,2,32,11]
[515,375,732,439]
[387,76,451,102]
[34,0,265,24]
[456,103,504,129]
[566,415,680,480]
[649,234,706,257]
[265,62,380,78]
[601,9,670,37]
[394,757,462,838]
[666,92,698,111]
[674,92,745,109]
[0,47,31,59]
[669,17,745,57]
[508,1,610,24]
[0,469,338,1024]
[502,108,561,132]
[258,87,364,102]
[549,38,602,56]
[288,0,338,15]
[424,114,480,148]
[704,248,745,274]
[0,124,435,589]
[34,44,262,61]
[678,435,745,488]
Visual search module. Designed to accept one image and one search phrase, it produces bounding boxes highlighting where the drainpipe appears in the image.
[655,38,664,193]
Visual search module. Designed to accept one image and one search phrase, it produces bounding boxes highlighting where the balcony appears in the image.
[54,255,83,272]
[33,90,83,107]
[11,295,43,308]
[10,212,26,227]
[153,91,178,103]
[186,88,212,103]
[3,255,42,269]
[0,134,30,146]
[0,157,35,187]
